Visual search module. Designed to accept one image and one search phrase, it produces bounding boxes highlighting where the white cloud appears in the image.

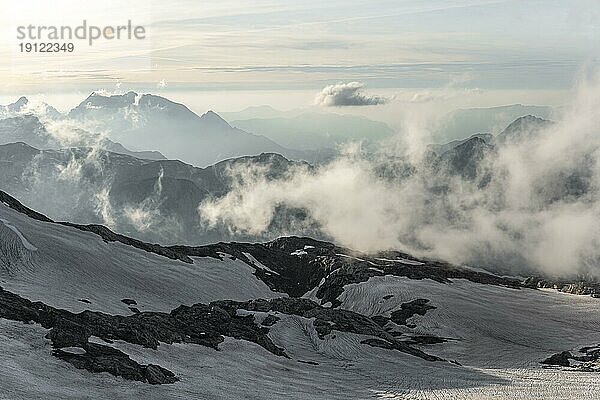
[200,71,600,277]
[314,82,389,106]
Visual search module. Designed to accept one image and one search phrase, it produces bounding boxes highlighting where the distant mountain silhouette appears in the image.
[69,92,333,166]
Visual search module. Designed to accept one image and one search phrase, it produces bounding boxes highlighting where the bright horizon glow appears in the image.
[0,0,597,120]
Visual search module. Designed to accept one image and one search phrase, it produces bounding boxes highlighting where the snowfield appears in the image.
[0,202,280,315]
[1,200,600,399]
[333,276,600,398]
[0,218,37,251]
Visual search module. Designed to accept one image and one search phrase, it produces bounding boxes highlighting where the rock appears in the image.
[0,286,290,383]
[54,342,178,384]
[261,314,280,326]
[522,277,541,288]
[0,286,447,385]
[405,335,448,345]
[298,360,319,365]
[541,351,572,367]
[390,299,436,326]
[210,297,444,362]
[313,319,333,338]
[144,364,179,385]
[371,316,389,327]
[121,299,137,306]
[523,276,600,297]
[360,338,443,362]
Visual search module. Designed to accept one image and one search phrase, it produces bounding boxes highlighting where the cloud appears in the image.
[121,167,177,233]
[200,70,600,278]
[314,81,389,106]
[408,74,482,103]
[409,87,482,103]
[14,117,181,241]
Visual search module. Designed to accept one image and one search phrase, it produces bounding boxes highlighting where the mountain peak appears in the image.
[507,114,548,126]
[88,90,138,99]
[498,115,552,143]
[201,110,221,119]
[138,94,198,120]
[71,91,138,115]
[200,110,231,128]
[8,96,29,112]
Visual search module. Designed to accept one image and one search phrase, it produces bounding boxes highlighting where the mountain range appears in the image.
[0,141,320,245]
[0,102,566,249]
[222,105,396,150]
[0,91,599,398]
[69,92,334,166]
[432,104,554,143]
[0,93,591,275]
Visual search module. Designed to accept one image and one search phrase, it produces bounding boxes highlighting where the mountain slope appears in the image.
[0,189,599,398]
[0,96,61,120]
[0,113,585,249]
[0,143,316,244]
[428,133,495,155]
[0,112,166,161]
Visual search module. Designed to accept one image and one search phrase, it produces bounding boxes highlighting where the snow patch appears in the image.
[60,347,86,355]
[243,252,280,276]
[375,257,424,265]
[336,253,365,262]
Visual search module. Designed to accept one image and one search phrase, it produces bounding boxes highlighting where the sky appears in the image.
[0,0,598,117]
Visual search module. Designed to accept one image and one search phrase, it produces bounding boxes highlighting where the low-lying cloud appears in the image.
[314,81,389,106]
[200,71,600,278]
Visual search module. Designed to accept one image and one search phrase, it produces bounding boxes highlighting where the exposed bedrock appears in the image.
[0,288,445,384]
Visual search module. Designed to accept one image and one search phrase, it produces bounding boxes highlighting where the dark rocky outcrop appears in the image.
[523,277,600,296]
[367,299,447,344]
[0,190,53,223]
[404,335,449,345]
[261,314,280,326]
[297,360,319,365]
[541,345,600,371]
[360,338,442,361]
[0,286,287,384]
[53,343,178,384]
[60,222,194,263]
[312,253,520,307]
[541,351,573,367]
[390,299,436,326]
[0,287,448,385]
[210,297,443,362]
